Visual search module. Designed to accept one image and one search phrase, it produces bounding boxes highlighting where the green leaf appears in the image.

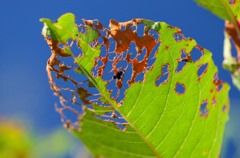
[78,26,99,43]
[0,121,32,158]
[41,13,230,158]
[40,13,78,43]
[195,0,239,21]
[195,0,240,36]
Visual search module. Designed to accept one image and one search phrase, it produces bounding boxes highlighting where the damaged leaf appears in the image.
[195,0,240,90]
[195,0,240,39]
[224,21,240,89]
[41,13,229,158]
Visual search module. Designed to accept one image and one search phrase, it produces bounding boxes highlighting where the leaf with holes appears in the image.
[41,13,230,158]
[195,0,240,90]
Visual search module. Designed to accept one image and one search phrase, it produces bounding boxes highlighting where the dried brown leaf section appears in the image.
[42,19,160,130]
[225,21,240,61]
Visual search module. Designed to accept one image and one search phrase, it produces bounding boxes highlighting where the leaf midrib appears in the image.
[72,41,161,157]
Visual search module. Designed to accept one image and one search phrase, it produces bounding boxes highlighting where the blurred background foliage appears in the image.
[0,118,92,158]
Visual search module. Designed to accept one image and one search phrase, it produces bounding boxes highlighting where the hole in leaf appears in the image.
[106,80,118,99]
[117,124,126,131]
[108,37,116,52]
[198,63,208,78]
[129,42,138,60]
[212,96,216,106]
[121,25,126,31]
[131,25,137,32]
[102,61,114,81]
[136,24,145,37]
[200,100,208,118]
[175,82,186,95]
[135,72,144,82]
[95,112,127,130]
[155,64,169,86]
[137,48,147,62]
[98,36,104,45]
[176,61,187,73]
[55,103,83,130]
[217,83,223,91]
[181,49,187,58]
[149,29,159,40]
[190,47,203,62]
[116,60,128,70]
[58,43,65,48]
[99,45,107,57]
[222,105,227,112]
[178,49,191,63]
[229,0,236,5]
[147,43,160,69]
[173,32,184,42]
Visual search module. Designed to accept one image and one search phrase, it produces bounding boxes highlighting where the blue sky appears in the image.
[0,0,239,157]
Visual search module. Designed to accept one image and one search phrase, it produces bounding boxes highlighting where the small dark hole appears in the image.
[113,71,123,80]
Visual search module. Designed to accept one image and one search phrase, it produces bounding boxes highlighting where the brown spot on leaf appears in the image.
[42,18,162,130]
[225,21,240,62]
[212,96,216,107]
[77,87,92,104]
[222,105,227,113]
[200,100,209,118]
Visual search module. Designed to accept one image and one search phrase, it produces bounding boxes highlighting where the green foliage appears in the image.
[195,0,240,21]
[195,0,240,90]
[0,121,32,158]
[33,128,76,158]
[195,0,240,37]
[41,13,230,158]
[0,120,76,158]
